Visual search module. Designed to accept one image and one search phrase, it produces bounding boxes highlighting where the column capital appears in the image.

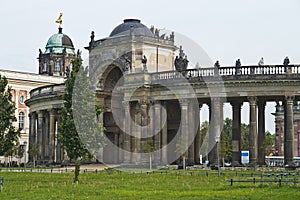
[230,100,243,107]
[36,110,44,118]
[138,99,150,105]
[179,99,189,107]
[211,97,221,102]
[247,96,257,105]
[285,95,295,102]
[151,100,161,105]
[48,109,56,116]
[257,99,266,107]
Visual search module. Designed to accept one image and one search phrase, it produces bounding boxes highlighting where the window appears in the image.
[54,61,61,72]
[19,95,25,104]
[43,62,47,72]
[19,112,24,130]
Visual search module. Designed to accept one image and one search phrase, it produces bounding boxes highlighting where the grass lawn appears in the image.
[0,170,300,199]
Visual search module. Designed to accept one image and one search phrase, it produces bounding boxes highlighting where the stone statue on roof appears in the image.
[142,55,148,72]
[174,46,189,72]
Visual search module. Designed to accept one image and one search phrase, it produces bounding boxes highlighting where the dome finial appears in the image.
[55,12,63,28]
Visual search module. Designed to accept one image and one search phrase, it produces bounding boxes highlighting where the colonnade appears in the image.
[27,96,296,167]
[120,95,295,167]
[28,109,64,165]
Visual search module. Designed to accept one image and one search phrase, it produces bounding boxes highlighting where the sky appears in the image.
[1,0,300,133]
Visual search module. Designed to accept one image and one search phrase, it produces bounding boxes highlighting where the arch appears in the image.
[103,66,123,92]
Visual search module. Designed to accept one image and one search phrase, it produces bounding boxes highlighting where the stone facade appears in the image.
[273,102,300,157]
[24,19,300,168]
[0,69,64,164]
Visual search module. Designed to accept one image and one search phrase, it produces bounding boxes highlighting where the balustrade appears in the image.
[30,83,65,98]
[149,65,300,83]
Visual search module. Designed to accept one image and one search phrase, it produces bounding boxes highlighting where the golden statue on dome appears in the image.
[55,12,63,27]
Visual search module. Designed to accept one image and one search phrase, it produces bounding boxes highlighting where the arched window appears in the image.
[19,95,25,104]
[19,112,25,130]
[54,61,61,72]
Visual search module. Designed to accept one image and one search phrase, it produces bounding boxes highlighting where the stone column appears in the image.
[49,110,55,163]
[138,100,148,164]
[56,117,63,163]
[297,120,300,157]
[132,105,141,164]
[284,96,295,167]
[188,101,195,165]
[180,99,189,167]
[194,104,202,164]
[257,100,266,165]
[54,120,58,163]
[154,101,162,164]
[37,111,44,163]
[122,101,131,164]
[44,111,49,161]
[28,113,36,163]
[207,103,214,164]
[161,101,168,164]
[114,133,119,163]
[248,97,258,167]
[210,98,222,166]
[231,101,242,166]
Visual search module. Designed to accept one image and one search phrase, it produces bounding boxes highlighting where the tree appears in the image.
[241,123,250,150]
[28,143,39,168]
[199,119,250,165]
[143,138,156,170]
[175,134,188,170]
[58,58,105,183]
[220,118,232,166]
[262,131,275,155]
[14,143,25,168]
[0,75,21,157]
[199,121,209,163]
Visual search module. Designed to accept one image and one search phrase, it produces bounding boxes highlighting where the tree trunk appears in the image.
[33,157,36,168]
[74,160,80,183]
[149,154,152,170]
[183,156,186,170]
[222,157,225,167]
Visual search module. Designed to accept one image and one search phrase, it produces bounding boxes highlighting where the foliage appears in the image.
[241,123,250,150]
[262,131,276,155]
[14,143,25,159]
[199,118,252,163]
[143,138,156,154]
[58,58,105,161]
[0,75,21,156]
[220,118,232,165]
[57,58,105,182]
[199,121,209,161]
[143,138,156,169]
[199,121,209,146]
[28,143,39,168]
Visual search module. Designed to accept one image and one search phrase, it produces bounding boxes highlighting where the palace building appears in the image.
[2,18,300,168]
[0,25,78,164]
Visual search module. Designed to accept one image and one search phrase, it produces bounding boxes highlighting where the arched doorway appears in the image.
[99,66,124,164]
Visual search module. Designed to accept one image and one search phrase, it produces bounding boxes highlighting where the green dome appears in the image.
[45,28,75,55]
